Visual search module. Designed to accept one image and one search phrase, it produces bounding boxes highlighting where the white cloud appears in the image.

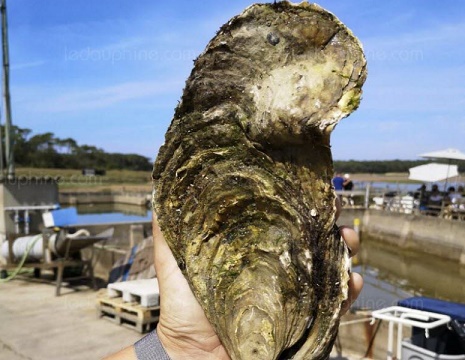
[11,60,46,70]
[31,80,184,113]
[364,21,465,50]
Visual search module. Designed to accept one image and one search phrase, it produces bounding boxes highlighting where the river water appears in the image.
[353,235,465,310]
[67,203,151,225]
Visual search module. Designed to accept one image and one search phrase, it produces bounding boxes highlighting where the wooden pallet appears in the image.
[96,292,160,333]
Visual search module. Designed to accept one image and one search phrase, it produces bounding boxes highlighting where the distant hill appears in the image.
[2,125,152,171]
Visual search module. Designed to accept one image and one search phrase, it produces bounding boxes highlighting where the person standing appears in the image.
[343,174,354,191]
[332,172,344,191]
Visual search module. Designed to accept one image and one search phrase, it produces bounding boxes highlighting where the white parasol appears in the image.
[408,163,458,183]
[419,148,465,161]
[419,148,465,189]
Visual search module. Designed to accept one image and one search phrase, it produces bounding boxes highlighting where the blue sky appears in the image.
[5,0,465,161]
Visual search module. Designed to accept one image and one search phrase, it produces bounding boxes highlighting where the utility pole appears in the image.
[1,0,14,180]
[0,113,3,177]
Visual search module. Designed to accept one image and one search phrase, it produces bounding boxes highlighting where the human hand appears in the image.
[338,225,363,315]
[153,208,362,359]
[335,198,363,315]
[153,213,230,360]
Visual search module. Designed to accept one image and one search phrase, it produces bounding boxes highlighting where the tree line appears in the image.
[2,125,463,173]
[2,125,152,171]
[334,159,465,174]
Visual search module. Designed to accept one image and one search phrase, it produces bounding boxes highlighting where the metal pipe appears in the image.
[13,209,19,233]
[0,0,14,179]
[24,209,30,234]
[0,113,3,176]
[387,320,394,360]
[397,313,432,360]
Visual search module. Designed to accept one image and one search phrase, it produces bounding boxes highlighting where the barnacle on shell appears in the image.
[153,2,366,359]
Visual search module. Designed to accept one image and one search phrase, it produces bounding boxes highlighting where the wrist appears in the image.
[156,325,229,360]
[156,326,188,359]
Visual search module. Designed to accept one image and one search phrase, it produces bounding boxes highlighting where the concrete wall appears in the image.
[59,192,149,206]
[340,208,465,265]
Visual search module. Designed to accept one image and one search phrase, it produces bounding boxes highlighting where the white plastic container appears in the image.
[402,339,465,360]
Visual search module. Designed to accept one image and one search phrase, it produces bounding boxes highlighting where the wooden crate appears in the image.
[96,291,160,333]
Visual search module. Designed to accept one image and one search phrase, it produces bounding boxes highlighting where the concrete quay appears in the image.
[339,208,465,266]
[0,278,362,360]
[0,278,141,360]
[59,191,150,207]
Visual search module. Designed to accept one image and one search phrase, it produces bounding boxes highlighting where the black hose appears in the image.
[364,319,382,358]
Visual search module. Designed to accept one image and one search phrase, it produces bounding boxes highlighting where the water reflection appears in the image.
[353,236,465,309]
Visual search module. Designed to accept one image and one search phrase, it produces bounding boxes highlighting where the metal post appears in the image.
[0,119,3,177]
[1,0,14,180]
[353,218,360,236]
[24,209,30,234]
[13,209,18,233]
[397,321,403,360]
[387,319,394,360]
[364,183,371,209]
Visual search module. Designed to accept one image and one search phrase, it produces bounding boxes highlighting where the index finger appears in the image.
[339,225,359,257]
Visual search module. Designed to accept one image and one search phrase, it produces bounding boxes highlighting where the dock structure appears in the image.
[59,191,150,207]
[0,278,364,360]
[0,278,142,360]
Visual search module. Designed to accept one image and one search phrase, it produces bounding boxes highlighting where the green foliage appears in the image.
[3,124,463,174]
[1,125,152,171]
[334,159,465,174]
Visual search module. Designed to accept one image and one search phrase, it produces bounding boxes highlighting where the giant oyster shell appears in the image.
[153,2,367,359]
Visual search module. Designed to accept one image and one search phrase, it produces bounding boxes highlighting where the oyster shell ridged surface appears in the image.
[153,2,367,359]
